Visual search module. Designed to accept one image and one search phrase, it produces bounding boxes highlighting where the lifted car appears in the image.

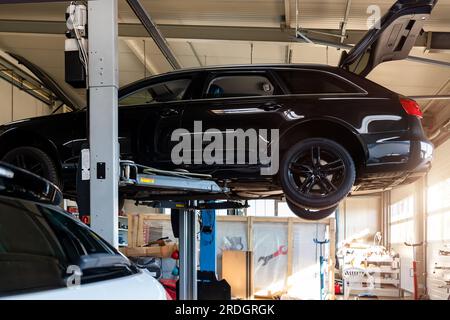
[0,0,436,220]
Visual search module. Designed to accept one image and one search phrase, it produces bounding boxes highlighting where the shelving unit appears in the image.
[349,259,401,298]
[118,215,129,247]
[429,248,450,299]
[342,246,401,298]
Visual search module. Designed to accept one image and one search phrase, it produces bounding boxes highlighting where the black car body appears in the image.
[0,0,436,219]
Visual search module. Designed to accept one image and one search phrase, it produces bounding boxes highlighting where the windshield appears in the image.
[39,206,137,284]
[0,199,137,296]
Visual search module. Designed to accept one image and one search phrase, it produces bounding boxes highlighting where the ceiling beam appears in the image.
[1,19,448,68]
[126,0,181,70]
[0,19,434,47]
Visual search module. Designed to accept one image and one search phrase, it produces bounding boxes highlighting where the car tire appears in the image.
[280,138,355,210]
[2,146,60,187]
[286,198,337,221]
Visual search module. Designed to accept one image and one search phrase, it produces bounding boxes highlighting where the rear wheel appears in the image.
[280,138,355,210]
[2,146,60,187]
[286,199,337,221]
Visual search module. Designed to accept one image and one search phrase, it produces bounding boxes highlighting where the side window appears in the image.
[42,207,115,257]
[0,201,68,296]
[119,78,192,106]
[204,74,276,98]
[276,70,363,94]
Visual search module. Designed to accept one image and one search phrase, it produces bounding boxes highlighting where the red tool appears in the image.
[404,241,423,300]
[171,249,179,260]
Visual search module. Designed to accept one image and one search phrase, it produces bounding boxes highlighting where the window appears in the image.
[246,200,276,217]
[205,75,275,98]
[119,78,192,106]
[41,207,136,285]
[41,207,115,257]
[276,69,362,94]
[390,195,415,244]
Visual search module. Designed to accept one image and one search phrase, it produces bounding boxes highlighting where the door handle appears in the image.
[160,108,179,117]
[259,103,282,111]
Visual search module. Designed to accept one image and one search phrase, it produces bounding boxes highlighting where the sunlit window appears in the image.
[427,178,450,242]
[390,195,415,244]
[277,201,297,218]
[246,200,275,217]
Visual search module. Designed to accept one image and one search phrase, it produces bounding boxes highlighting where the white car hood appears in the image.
[4,270,167,300]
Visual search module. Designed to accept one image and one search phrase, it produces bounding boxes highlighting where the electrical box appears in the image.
[65,39,86,88]
[65,3,87,88]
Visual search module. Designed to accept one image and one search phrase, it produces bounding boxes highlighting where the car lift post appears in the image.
[314,238,329,300]
[88,0,120,246]
[178,202,198,300]
[199,207,217,273]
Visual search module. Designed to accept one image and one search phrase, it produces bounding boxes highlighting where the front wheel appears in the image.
[286,199,337,221]
[280,138,355,210]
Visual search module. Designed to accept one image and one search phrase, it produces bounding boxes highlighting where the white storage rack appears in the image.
[343,247,401,298]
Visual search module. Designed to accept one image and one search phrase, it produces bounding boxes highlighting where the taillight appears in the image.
[400,98,423,119]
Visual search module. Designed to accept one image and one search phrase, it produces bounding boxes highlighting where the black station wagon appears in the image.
[0,0,436,219]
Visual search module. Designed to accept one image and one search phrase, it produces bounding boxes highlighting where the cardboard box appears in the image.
[120,243,177,258]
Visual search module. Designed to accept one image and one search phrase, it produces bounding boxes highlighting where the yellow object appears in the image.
[140,177,155,184]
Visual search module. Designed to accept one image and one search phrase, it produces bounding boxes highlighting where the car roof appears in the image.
[163,63,336,73]
[119,63,340,93]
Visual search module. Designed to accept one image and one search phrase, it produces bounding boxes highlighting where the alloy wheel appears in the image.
[287,145,346,199]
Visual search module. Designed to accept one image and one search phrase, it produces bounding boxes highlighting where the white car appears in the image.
[0,163,167,300]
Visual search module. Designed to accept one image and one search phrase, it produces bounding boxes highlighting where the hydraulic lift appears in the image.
[117,160,228,300]
[79,0,235,300]
[139,197,247,299]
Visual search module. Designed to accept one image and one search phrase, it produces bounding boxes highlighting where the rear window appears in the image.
[276,69,363,94]
[205,74,276,98]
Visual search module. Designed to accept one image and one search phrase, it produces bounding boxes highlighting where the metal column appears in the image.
[88,0,120,247]
[200,208,216,273]
[178,207,197,300]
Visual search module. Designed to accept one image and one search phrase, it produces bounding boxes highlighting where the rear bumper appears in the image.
[412,140,433,172]
[356,135,433,191]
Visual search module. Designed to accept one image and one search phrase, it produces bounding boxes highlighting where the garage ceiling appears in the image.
[1,0,449,30]
[0,0,449,142]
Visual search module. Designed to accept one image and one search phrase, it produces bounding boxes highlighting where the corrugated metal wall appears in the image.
[0,77,51,125]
